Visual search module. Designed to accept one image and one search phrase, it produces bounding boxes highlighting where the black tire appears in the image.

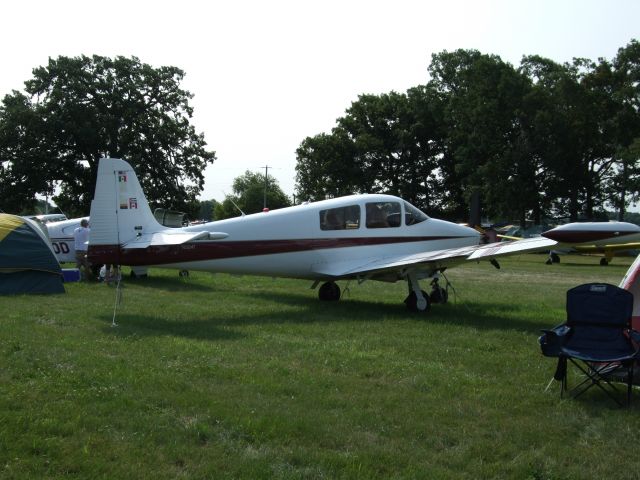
[430,287,448,304]
[404,290,431,312]
[319,281,341,301]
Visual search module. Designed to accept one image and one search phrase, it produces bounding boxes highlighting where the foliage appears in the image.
[429,49,532,221]
[0,55,216,217]
[295,40,640,225]
[2,257,640,478]
[295,87,446,215]
[215,170,291,219]
[197,199,218,222]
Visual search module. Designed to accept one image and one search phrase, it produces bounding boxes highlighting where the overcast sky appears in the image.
[1,0,639,204]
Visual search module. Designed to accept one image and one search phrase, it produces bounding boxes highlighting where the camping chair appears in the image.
[539,283,640,407]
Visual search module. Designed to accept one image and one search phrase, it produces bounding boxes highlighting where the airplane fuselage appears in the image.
[89,194,480,280]
[542,221,640,247]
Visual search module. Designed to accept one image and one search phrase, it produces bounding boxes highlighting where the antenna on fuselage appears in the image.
[223,192,245,217]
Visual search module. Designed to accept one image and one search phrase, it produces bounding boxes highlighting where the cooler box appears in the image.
[62,268,81,282]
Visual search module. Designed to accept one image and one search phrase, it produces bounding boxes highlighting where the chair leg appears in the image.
[555,357,568,398]
[567,359,628,407]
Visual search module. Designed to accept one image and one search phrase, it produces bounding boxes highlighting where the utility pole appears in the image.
[261,165,270,209]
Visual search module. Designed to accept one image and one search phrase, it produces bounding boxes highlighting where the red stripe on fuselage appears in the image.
[88,235,472,266]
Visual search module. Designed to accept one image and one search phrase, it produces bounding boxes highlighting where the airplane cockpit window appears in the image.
[319,205,360,230]
[404,201,429,226]
[366,202,401,228]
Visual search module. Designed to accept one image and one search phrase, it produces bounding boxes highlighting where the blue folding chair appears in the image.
[540,283,640,407]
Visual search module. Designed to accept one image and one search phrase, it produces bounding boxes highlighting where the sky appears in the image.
[1,0,639,204]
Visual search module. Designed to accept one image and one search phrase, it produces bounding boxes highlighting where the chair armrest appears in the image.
[539,324,571,357]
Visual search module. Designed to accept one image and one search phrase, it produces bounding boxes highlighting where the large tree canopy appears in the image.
[0,55,216,217]
[295,40,640,224]
[295,87,445,214]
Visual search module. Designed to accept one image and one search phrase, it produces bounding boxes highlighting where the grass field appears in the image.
[2,254,640,479]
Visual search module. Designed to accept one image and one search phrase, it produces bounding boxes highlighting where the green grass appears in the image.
[2,254,640,479]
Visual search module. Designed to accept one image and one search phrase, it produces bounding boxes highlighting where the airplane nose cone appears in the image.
[461,224,482,238]
[453,223,482,244]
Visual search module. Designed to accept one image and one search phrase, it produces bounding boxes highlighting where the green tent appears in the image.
[0,214,65,294]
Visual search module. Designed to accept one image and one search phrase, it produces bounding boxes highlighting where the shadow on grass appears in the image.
[98,287,553,341]
[100,313,247,341]
[123,275,215,292]
[231,287,557,332]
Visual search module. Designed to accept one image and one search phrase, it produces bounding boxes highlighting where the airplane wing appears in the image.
[312,236,558,279]
[123,231,228,249]
[467,236,558,260]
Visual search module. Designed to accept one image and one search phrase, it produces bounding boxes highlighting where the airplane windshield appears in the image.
[404,201,428,226]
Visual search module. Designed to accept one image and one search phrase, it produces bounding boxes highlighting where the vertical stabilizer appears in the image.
[89,158,161,248]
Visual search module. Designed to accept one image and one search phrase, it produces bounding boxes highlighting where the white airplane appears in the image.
[87,158,640,311]
[46,216,89,263]
[26,213,68,224]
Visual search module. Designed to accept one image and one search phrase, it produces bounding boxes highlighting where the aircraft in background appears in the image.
[25,213,68,224]
[87,158,640,312]
[45,217,89,263]
[499,223,640,266]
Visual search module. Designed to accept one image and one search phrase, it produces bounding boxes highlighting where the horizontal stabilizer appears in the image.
[123,231,228,249]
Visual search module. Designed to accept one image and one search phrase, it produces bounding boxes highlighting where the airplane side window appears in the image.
[366,202,401,228]
[404,201,429,226]
[320,205,360,230]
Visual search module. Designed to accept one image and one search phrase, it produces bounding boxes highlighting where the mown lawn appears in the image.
[1,254,639,479]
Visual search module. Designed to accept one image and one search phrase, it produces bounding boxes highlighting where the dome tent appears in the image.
[0,214,65,294]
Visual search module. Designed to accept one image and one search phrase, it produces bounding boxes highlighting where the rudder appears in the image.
[89,158,161,250]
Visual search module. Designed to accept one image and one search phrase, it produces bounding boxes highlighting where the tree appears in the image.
[428,49,533,222]
[337,89,444,212]
[197,199,218,222]
[215,171,291,220]
[520,56,614,221]
[295,129,361,201]
[293,42,640,224]
[600,40,640,219]
[295,87,445,214]
[0,55,216,216]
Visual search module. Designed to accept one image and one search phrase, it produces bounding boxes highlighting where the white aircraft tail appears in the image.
[89,158,162,247]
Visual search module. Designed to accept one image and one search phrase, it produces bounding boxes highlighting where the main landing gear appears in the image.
[315,274,449,313]
[404,273,449,312]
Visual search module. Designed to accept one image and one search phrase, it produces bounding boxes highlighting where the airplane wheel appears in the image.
[319,281,341,301]
[179,270,190,277]
[600,258,609,266]
[430,286,448,304]
[551,253,560,263]
[404,290,430,312]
